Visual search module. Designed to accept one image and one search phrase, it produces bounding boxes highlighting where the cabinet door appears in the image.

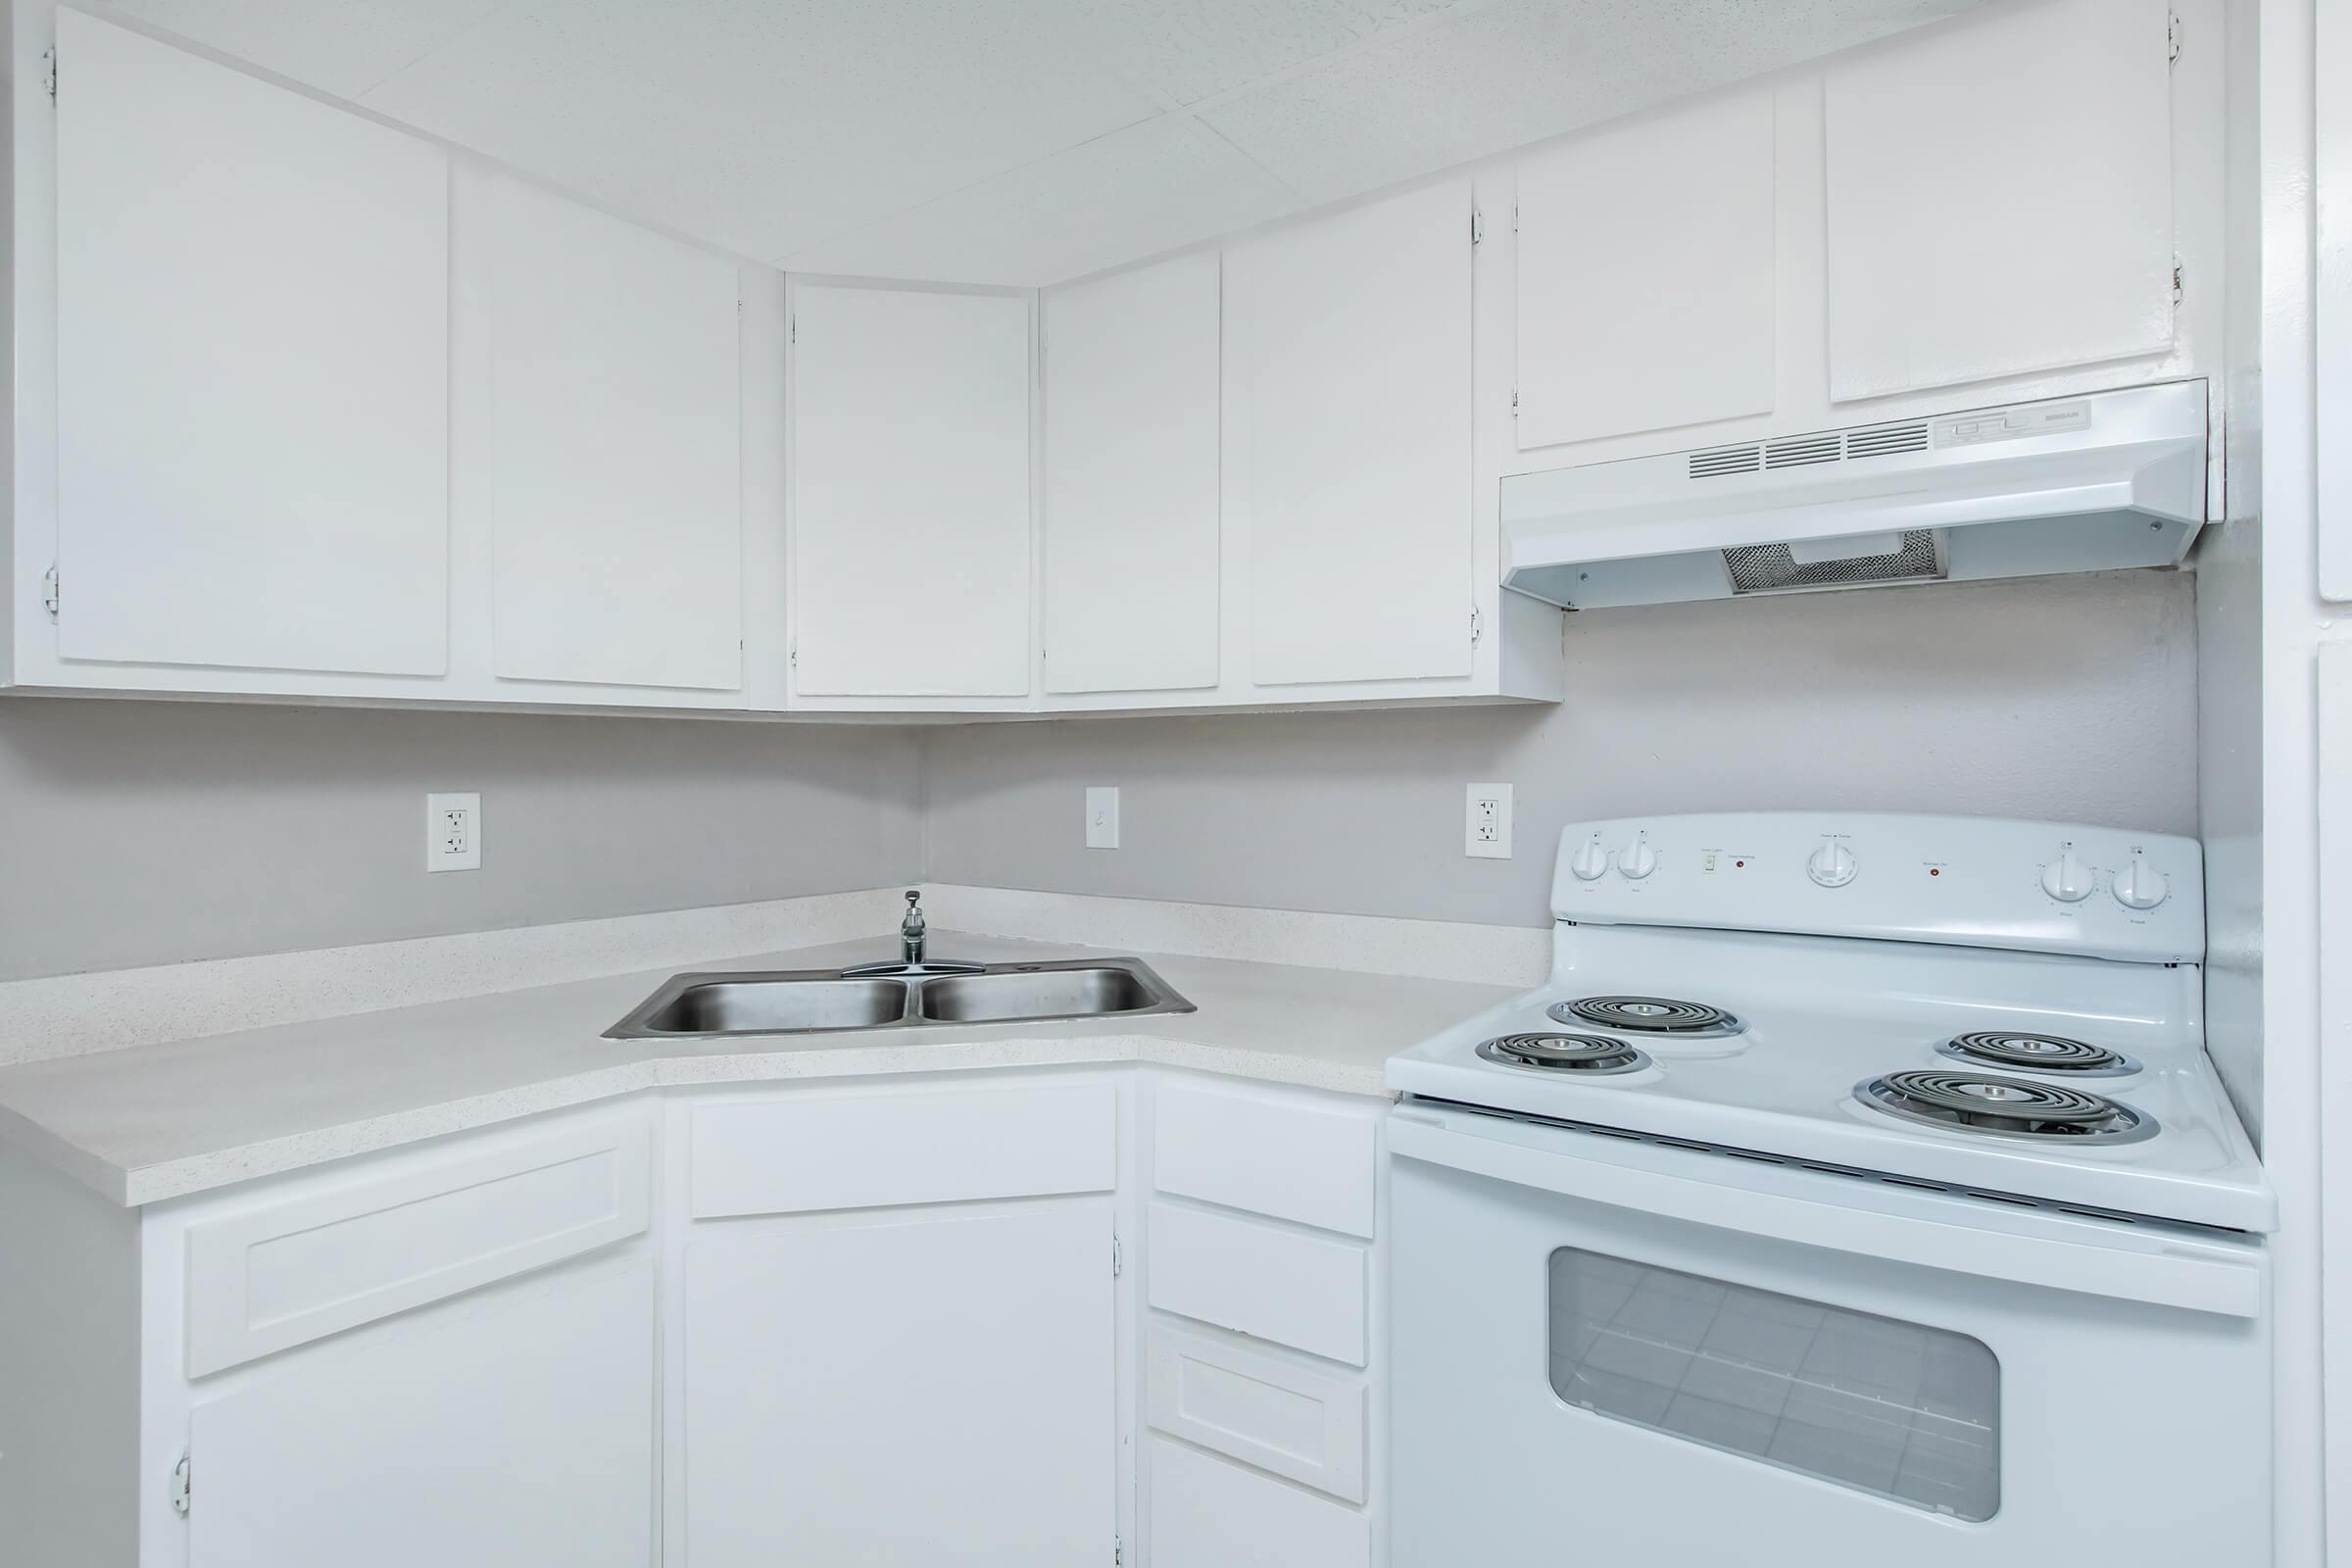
[791,284,1032,698]
[684,1200,1113,1565]
[1044,252,1221,695]
[1515,90,1776,449]
[188,1254,656,1568]
[1228,179,1475,686]
[55,11,450,676]
[1823,0,2176,401]
[481,171,743,690]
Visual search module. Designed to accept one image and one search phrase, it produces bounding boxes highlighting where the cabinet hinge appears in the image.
[169,1450,191,1518]
[2167,10,2182,63]
[41,564,59,621]
[1512,204,1520,233]
[1113,1535,1124,1566]
[1470,606,1485,648]
[1471,208,1484,246]
[42,45,56,101]
[788,641,798,668]
[2173,258,2184,308]
[1510,387,1520,418]
[789,314,796,345]
[1111,1233,1123,1277]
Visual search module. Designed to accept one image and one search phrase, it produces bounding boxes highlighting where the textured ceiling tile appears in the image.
[1202,0,1981,204]
[783,116,1302,286]
[362,0,1161,261]
[94,0,514,98]
[1040,0,1474,107]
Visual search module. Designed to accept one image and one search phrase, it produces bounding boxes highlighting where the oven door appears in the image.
[1389,1102,2269,1568]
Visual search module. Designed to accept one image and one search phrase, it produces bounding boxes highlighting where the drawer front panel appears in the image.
[1149,1436,1370,1568]
[1152,1079,1377,1238]
[185,1114,652,1376]
[1147,1200,1367,1366]
[1148,1322,1368,1502]
[689,1081,1116,1218]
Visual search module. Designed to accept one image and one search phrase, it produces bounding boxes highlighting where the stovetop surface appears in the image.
[1387,922,2272,1233]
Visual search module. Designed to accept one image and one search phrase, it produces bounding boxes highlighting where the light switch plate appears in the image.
[1085,786,1120,850]
[426,792,481,872]
[1465,782,1512,859]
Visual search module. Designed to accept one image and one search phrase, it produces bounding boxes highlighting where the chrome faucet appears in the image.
[900,890,927,966]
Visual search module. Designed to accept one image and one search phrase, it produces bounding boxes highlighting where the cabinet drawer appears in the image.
[185,1112,651,1377]
[689,1081,1115,1218]
[1147,1200,1367,1366]
[1149,1436,1370,1568]
[1148,1322,1367,1502]
[1152,1080,1376,1238]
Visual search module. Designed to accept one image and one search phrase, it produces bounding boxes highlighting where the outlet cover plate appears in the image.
[1465,782,1512,859]
[426,792,481,872]
[1085,786,1120,850]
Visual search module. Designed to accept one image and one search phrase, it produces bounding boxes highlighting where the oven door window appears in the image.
[1548,1247,1999,1520]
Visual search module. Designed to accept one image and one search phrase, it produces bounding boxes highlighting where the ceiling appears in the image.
[103,0,1981,288]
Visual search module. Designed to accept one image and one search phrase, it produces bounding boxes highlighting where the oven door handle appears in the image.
[1389,1109,2263,1318]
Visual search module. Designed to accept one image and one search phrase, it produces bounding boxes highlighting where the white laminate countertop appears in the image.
[0,932,1518,1206]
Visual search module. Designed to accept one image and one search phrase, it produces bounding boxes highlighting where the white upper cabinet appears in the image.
[1228,178,1477,687]
[1043,252,1222,696]
[790,283,1033,700]
[478,171,743,692]
[53,9,450,676]
[1823,0,2177,402]
[1515,91,1777,450]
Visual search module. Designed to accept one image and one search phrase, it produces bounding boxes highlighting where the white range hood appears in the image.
[1500,381,2209,611]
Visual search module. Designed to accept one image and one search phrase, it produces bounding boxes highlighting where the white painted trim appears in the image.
[918,885,1550,990]
[0,887,906,1065]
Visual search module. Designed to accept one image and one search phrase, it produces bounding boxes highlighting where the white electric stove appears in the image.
[1388,812,2273,1568]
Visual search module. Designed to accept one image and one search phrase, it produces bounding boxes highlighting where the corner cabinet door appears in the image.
[477,169,744,692]
[790,283,1033,699]
[1227,179,1475,688]
[55,11,451,677]
[683,1200,1115,1565]
[1822,0,2176,401]
[1043,251,1223,696]
[187,1253,657,1568]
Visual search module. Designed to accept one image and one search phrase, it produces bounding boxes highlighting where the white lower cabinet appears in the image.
[1142,1075,1386,1566]
[682,1202,1114,1565]
[186,1254,657,1568]
[0,1068,1393,1567]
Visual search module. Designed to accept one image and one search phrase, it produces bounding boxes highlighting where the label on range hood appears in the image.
[1934,398,2091,447]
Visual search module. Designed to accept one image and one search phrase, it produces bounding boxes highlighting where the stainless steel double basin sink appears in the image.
[604,956,1195,1040]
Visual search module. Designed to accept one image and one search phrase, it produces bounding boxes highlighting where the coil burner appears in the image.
[1477,1033,1651,1076]
[1855,1069,2156,1145]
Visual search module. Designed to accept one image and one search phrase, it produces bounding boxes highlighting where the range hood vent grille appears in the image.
[1691,420,1934,480]
[1722,529,1944,594]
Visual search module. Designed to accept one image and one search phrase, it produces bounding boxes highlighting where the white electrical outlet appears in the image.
[426,792,481,872]
[1465,782,1513,859]
[1085,786,1120,850]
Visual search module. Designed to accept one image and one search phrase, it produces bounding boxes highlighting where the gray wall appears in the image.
[925,570,2201,929]
[0,700,923,980]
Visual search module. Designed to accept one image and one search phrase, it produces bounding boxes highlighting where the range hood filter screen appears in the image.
[1721,529,1944,595]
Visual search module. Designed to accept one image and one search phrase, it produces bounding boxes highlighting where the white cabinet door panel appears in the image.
[1516,89,1776,449]
[1149,1436,1371,1568]
[188,1255,655,1568]
[791,284,1032,697]
[685,1200,1112,1566]
[482,172,742,690]
[55,10,450,676]
[2321,0,2352,599]
[1044,252,1221,694]
[1824,0,2176,401]
[1230,179,1475,686]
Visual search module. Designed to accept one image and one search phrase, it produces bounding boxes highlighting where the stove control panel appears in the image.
[1550,811,2204,964]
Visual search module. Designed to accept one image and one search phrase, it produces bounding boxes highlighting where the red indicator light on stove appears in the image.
[1930,868,1941,876]
[1735,859,1745,868]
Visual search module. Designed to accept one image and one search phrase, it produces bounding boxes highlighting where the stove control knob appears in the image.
[2039,846,2097,903]
[2112,853,2170,911]
[1569,836,1610,882]
[1619,834,1658,880]
[1806,839,1858,888]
